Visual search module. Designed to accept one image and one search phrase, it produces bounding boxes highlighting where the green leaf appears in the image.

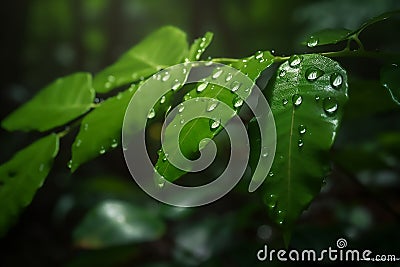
[354,10,400,35]
[93,26,189,93]
[2,73,94,132]
[155,51,274,182]
[0,134,59,236]
[187,32,213,61]
[264,54,348,241]
[302,28,352,47]
[381,63,400,105]
[73,200,165,249]
[70,85,137,172]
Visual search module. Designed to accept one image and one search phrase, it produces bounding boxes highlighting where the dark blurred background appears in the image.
[1,0,400,266]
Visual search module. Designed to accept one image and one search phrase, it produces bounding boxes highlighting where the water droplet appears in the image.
[67,160,72,169]
[233,96,244,109]
[147,108,156,119]
[231,81,241,92]
[160,95,166,104]
[279,69,286,77]
[76,139,82,147]
[225,73,233,82]
[282,99,288,106]
[330,72,343,89]
[323,97,338,115]
[289,55,302,68]
[205,61,213,66]
[298,125,306,135]
[162,153,169,162]
[197,82,208,93]
[292,94,303,107]
[266,194,277,209]
[111,139,118,148]
[99,146,106,154]
[183,94,191,101]
[178,104,185,113]
[212,68,223,79]
[261,147,268,157]
[157,176,166,188]
[180,118,185,124]
[298,139,304,148]
[268,172,274,177]
[105,82,111,89]
[162,72,170,82]
[307,36,319,47]
[116,93,122,100]
[172,80,181,91]
[83,123,89,131]
[315,95,320,101]
[199,139,208,150]
[182,68,188,74]
[209,119,221,130]
[305,67,324,82]
[39,163,45,172]
[206,99,219,112]
[107,75,116,82]
[255,50,264,60]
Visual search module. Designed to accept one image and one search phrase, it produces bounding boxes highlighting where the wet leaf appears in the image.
[302,28,352,47]
[0,134,59,236]
[187,32,213,61]
[2,73,94,132]
[381,63,400,105]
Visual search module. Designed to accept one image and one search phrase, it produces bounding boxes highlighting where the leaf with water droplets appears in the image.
[73,200,165,248]
[70,87,138,172]
[0,134,59,236]
[302,28,352,47]
[155,51,275,182]
[187,32,213,61]
[2,73,94,132]
[381,63,400,105]
[264,54,348,243]
[93,26,188,93]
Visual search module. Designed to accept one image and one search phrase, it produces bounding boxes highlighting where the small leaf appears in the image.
[70,86,137,172]
[354,10,400,35]
[73,200,165,249]
[0,134,59,236]
[302,28,352,47]
[93,26,189,93]
[187,32,213,61]
[381,63,400,105]
[264,54,348,241]
[155,51,274,182]
[2,73,94,132]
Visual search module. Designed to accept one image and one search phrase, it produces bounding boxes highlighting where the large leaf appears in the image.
[73,200,165,249]
[353,10,400,35]
[302,28,352,47]
[2,73,94,132]
[93,26,188,93]
[264,54,348,242]
[381,63,400,105]
[155,51,274,182]
[0,134,59,236]
[70,86,137,172]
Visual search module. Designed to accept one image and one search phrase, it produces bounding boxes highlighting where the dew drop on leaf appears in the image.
[197,82,208,93]
[292,94,303,107]
[147,108,156,119]
[99,146,106,154]
[289,55,302,68]
[225,73,233,82]
[298,139,304,148]
[330,72,343,89]
[206,99,219,112]
[323,97,339,116]
[67,160,72,169]
[231,81,241,92]
[209,118,221,130]
[172,80,181,91]
[212,68,223,79]
[298,124,306,135]
[233,96,244,109]
[162,72,170,82]
[39,163,45,172]
[76,139,82,147]
[160,95,166,104]
[282,99,288,106]
[307,36,319,47]
[178,104,185,113]
[111,139,118,148]
[157,176,166,188]
[315,95,320,102]
[305,67,324,82]
[279,69,286,77]
[261,146,269,157]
